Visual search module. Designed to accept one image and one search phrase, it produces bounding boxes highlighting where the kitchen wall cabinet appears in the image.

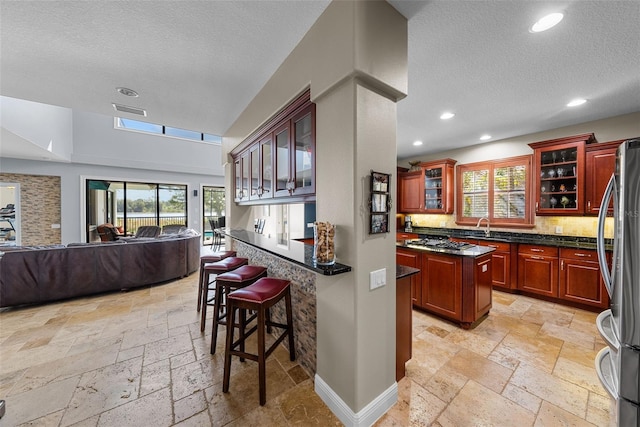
[398,171,423,212]
[559,248,609,309]
[585,140,623,215]
[529,133,597,215]
[398,158,456,214]
[517,244,559,298]
[396,248,422,305]
[232,90,315,204]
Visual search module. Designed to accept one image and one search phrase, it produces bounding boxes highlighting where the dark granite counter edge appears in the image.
[224,229,352,276]
[396,241,496,257]
[402,227,612,251]
[396,265,420,280]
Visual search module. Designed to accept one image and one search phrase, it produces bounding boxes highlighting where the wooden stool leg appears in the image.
[257,306,267,406]
[239,307,246,362]
[210,283,225,354]
[197,262,204,312]
[285,289,295,361]
[200,271,213,332]
[222,302,236,393]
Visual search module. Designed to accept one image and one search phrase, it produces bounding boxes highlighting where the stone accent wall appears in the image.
[0,173,61,246]
[231,240,317,377]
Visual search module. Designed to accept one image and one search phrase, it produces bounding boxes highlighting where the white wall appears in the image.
[1,96,73,160]
[72,110,224,176]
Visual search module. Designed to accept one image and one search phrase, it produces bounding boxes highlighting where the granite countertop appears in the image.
[396,240,496,257]
[402,227,612,251]
[396,265,421,279]
[224,229,352,276]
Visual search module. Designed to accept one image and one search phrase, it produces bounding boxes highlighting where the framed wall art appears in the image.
[369,171,391,234]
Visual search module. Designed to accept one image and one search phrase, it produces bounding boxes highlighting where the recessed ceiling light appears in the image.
[480,134,491,141]
[530,12,564,33]
[567,98,587,107]
[440,112,455,120]
[116,87,139,97]
[413,140,423,146]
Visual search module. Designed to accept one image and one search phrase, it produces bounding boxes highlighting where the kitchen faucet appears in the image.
[476,216,490,237]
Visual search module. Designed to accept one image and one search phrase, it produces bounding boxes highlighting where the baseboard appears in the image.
[314,374,398,427]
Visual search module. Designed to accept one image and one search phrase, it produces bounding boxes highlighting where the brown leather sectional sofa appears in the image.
[0,234,201,308]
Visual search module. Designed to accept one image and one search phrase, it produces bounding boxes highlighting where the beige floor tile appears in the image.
[490,330,562,373]
[510,363,590,418]
[10,343,120,395]
[142,333,193,366]
[534,400,599,426]
[586,391,616,427]
[539,322,595,350]
[121,322,168,350]
[16,409,65,427]
[501,383,542,414]
[140,358,171,397]
[436,380,536,427]
[173,390,208,424]
[559,341,602,369]
[553,357,607,396]
[444,348,513,394]
[96,387,173,427]
[442,328,500,357]
[1,376,79,426]
[173,410,211,426]
[60,356,143,426]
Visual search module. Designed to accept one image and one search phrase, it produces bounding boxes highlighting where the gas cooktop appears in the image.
[407,238,475,251]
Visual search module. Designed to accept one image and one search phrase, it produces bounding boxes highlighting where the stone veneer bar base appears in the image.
[231,240,317,377]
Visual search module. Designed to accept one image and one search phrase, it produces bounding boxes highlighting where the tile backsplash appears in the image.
[404,214,613,239]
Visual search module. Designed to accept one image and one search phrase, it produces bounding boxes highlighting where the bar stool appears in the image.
[200,257,248,332]
[223,277,295,405]
[210,265,268,354]
[197,250,237,312]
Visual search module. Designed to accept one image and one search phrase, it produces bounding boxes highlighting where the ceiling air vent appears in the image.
[112,103,147,116]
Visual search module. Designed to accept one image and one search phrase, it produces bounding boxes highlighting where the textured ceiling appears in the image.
[1,1,639,162]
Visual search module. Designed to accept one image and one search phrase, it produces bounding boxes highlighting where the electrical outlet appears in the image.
[555,225,563,234]
[440,221,446,227]
[369,268,386,290]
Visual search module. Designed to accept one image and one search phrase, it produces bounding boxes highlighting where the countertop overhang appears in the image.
[224,229,352,276]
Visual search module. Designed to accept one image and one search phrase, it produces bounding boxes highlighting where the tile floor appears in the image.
[0,267,615,426]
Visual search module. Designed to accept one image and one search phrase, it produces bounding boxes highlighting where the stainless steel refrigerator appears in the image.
[596,137,640,426]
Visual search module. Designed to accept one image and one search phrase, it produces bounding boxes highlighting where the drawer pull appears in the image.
[574,253,588,257]
[531,248,544,252]
[561,260,564,270]
[531,256,544,260]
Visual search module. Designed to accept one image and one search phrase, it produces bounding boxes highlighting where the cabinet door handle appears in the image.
[531,256,544,260]
[535,202,539,212]
[531,248,544,252]
[587,200,591,211]
[561,260,564,270]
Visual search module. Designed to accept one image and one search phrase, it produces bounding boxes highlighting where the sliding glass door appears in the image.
[86,179,187,242]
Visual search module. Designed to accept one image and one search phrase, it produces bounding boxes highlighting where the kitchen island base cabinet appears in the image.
[417,252,493,329]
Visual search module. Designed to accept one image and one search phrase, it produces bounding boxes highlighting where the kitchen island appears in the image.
[397,238,495,329]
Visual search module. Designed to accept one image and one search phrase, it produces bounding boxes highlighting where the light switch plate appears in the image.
[555,225,563,234]
[370,268,386,290]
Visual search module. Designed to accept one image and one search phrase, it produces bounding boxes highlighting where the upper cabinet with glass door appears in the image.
[422,159,456,213]
[529,133,596,215]
[232,90,315,204]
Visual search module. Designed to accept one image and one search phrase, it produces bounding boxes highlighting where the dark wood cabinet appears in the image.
[396,248,422,305]
[559,248,609,309]
[451,238,514,292]
[421,252,462,320]
[517,244,559,297]
[398,171,423,212]
[585,140,622,215]
[234,151,250,202]
[232,90,315,204]
[529,133,596,216]
[398,159,456,214]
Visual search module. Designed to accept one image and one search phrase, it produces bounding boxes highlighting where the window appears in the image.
[85,179,187,242]
[115,118,221,143]
[456,155,533,228]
